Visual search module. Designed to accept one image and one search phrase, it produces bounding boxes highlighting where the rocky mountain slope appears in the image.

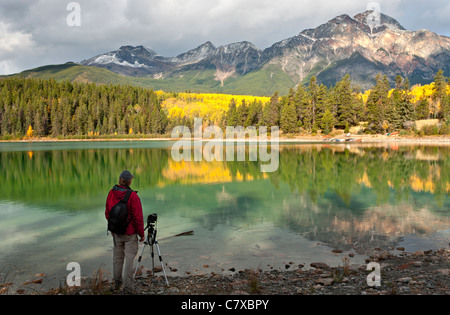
[24,10,450,93]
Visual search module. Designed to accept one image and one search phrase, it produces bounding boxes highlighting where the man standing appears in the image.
[105,170,145,294]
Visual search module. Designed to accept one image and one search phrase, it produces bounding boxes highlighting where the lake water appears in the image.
[0,141,449,292]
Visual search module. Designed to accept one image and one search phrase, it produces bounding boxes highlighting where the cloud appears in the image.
[0,21,35,74]
[0,61,19,75]
[0,22,34,54]
[0,0,449,75]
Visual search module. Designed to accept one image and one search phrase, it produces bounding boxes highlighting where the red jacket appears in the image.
[105,185,145,238]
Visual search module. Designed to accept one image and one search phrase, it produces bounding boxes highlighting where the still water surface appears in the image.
[0,141,449,291]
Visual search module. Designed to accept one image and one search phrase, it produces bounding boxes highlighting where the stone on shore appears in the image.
[310,262,330,269]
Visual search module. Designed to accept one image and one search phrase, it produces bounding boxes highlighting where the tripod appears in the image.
[134,221,169,286]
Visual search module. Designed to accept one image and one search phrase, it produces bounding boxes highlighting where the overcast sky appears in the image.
[0,0,449,75]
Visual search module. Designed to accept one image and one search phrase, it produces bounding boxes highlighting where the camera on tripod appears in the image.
[147,213,157,226]
[145,213,158,244]
[135,212,169,285]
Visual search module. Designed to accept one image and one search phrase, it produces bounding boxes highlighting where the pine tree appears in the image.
[24,100,34,133]
[280,90,298,133]
[321,109,334,135]
[246,100,262,127]
[237,99,249,127]
[366,75,390,133]
[298,83,313,132]
[315,84,328,124]
[75,100,88,135]
[432,70,447,118]
[388,75,415,130]
[444,92,450,123]
[308,77,319,129]
[294,84,307,128]
[226,98,238,127]
[61,100,70,136]
[335,74,357,127]
[51,99,62,137]
[397,97,416,129]
[1,104,11,135]
[107,105,116,134]
[269,92,281,126]
[416,99,430,120]
[261,92,280,127]
[150,107,161,134]
[159,107,168,134]
[33,100,48,136]
[387,81,402,130]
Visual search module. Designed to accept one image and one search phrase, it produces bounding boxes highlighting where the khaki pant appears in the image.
[112,234,138,292]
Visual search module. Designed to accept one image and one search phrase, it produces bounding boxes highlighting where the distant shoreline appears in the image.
[1,134,450,144]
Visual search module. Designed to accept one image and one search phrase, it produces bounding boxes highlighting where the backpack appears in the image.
[107,189,133,235]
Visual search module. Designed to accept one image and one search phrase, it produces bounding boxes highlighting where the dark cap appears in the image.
[120,170,134,181]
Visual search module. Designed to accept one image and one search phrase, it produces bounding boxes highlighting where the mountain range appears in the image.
[9,10,450,95]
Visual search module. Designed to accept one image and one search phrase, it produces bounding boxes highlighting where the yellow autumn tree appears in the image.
[161,92,270,125]
[410,84,435,103]
[26,125,34,138]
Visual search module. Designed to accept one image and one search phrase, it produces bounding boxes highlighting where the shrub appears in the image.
[439,124,450,135]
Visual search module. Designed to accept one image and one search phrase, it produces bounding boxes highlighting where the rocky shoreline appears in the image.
[44,248,449,296]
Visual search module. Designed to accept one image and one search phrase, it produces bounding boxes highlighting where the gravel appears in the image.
[130,248,450,295]
[16,247,448,295]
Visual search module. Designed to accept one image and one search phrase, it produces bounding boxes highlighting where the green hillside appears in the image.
[7,63,135,86]
[214,64,295,96]
[2,62,293,96]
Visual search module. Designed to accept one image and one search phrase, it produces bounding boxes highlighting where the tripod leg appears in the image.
[134,242,147,278]
[150,244,155,277]
[154,239,169,286]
